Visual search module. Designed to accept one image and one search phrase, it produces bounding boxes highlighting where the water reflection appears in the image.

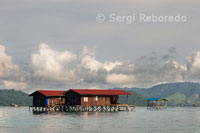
[82,111,99,117]
[1,107,200,133]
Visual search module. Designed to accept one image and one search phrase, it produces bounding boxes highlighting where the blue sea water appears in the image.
[0,107,200,133]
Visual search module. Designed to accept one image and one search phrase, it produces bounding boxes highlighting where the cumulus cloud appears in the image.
[29,45,135,89]
[3,43,200,90]
[0,44,26,89]
[29,45,200,88]
[2,80,27,90]
[0,45,19,77]
[158,60,186,82]
[24,44,200,88]
[81,55,102,73]
[80,46,124,72]
[134,60,187,87]
[137,47,177,65]
[77,46,134,87]
[31,43,77,81]
[103,61,123,72]
[106,73,135,84]
[81,55,123,73]
[186,51,200,79]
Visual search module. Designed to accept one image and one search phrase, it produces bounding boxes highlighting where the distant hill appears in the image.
[119,91,146,106]
[118,82,200,106]
[2,82,200,107]
[0,89,32,106]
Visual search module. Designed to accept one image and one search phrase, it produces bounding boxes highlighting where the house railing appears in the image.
[29,104,135,112]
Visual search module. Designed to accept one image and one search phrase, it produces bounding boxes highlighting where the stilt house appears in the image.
[64,89,131,107]
[147,98,168,109]
[29,90,66,107]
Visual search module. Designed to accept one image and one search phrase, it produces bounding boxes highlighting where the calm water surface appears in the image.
[0,107,200,133]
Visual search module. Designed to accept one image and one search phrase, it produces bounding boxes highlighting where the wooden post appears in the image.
[126,95,128,104]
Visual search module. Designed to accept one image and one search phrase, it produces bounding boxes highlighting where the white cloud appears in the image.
[132,59,187,87]
[81,56,123,73]
[187,51,200,73]
[29,44,200,89]
[81,55,102,73]
[80,46,125,75]
[2,80,27,90]
[3,43,200,90]
[31,43,77,81]
[159,60,186,82]
[103,61,122,72]
[0,44,26,89]
[186,51,200,79]
[106,73,135,84]
[0,45,19,77]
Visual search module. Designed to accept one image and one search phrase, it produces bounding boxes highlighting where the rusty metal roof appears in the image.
[67,89,132,95]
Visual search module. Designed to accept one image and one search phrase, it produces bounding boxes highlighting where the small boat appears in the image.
[193,104,199,107]
[11,104,18,107]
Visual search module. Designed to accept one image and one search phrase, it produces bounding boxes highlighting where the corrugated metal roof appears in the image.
[29,90,66,96]
[147,98,168,101]
[147,98,161,101]
[67,89,132,95]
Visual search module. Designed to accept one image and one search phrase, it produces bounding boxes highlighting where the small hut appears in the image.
[29,90,66,107]
[64,89,131,107]
[147,98,168,109]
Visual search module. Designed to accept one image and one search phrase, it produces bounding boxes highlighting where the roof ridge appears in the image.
[37,90,66,91]
[67,89,131,95]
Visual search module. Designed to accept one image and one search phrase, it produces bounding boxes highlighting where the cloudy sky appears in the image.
[0,0,200,92]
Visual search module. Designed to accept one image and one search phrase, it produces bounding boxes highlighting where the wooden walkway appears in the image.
[29,105,135,112]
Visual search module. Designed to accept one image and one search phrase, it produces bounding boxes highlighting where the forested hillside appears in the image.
[0,89,32,106]
[122,82,200,106]
[119,91,146,106]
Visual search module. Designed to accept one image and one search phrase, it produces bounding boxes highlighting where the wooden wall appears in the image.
[32,92,65,107]
[64,91,120,107]
[81,95,119,107]
[65,91,81,105]
[48,97,65,107]
[32,92,46,107]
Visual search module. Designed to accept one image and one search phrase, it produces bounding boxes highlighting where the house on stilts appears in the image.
[29,90,66,107]
[29,89,135,112]
[146,98,168,109]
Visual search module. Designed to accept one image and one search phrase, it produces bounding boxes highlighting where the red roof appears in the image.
[29,90,66,96]
[67,89,131,95]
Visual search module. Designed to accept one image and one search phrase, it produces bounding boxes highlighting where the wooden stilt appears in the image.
[29,105,135,112]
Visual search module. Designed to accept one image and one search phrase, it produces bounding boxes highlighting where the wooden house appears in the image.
[29,90,66,107]
[147,98,168,109]
[64,89,132,107]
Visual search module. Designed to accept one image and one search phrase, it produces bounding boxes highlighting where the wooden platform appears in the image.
[29,105,135,112]
[147,105,167,109]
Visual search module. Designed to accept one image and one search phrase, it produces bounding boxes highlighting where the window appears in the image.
[84,97,88,102]
[95,96,98,101]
